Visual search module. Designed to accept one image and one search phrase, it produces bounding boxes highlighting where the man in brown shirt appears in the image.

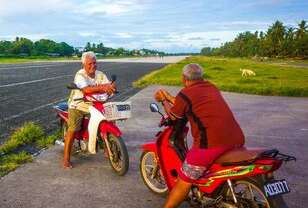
[155,63,245,208]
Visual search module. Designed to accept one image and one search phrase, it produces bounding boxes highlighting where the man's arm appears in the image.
[81,83,116,95]
[161,100,177,120]
[155,89,182,120]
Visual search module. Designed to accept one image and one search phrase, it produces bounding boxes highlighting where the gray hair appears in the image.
[182,63,204,80]
[81,51,96,64]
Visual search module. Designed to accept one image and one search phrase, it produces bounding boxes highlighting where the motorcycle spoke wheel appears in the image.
[140,151,168,195]
[107,135,129,176]
[224,176,288,208]
[231,181,269,207]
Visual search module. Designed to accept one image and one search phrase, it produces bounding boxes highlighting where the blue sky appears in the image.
[0,0,307,53]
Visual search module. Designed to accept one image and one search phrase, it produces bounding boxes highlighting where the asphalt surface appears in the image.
[0,61,166,143]
[0,85,307,208]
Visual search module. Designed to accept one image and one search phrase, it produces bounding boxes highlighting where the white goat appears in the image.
[240,68,256,77]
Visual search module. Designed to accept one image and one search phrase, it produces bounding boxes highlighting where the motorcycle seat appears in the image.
[214,147,272,165]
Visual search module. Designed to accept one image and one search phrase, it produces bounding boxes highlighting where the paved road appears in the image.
[0,61,166,143]
[0,85,307,208]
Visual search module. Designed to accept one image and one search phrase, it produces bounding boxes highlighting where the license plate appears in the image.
[264,179,290,197]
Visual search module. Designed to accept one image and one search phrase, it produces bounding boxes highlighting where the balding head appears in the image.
[182,63,204,81]
[81,51,96,64]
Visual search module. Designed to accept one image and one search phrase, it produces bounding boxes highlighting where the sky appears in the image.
[0,0,307,53]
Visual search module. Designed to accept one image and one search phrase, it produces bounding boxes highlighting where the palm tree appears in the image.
[295,20,308,57]
[282,27,295,57]
[266,20,286,57]
[296,20,307,39]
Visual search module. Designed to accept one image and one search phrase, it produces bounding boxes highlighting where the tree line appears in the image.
[0,37,166,58]
[201,20,308,58]
[83,42,165,57]
[0,38,75,57]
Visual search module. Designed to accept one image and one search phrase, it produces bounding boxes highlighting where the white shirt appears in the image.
[68,69,110,110]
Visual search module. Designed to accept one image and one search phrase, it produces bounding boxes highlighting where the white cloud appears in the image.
[160,31,240,48]
[0,0,72,17]
[104,31,241,52]
[115,32,134,38]
[78,32,100,37]
[0,33,57,41]
[75,0,145,16]
[0,0,144,18]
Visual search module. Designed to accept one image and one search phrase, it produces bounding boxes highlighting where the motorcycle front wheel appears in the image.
[222,176,288,208]
[140,151,168,196]
[106,134,129,176]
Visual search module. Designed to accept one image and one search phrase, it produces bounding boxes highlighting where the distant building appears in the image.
[75,47,85,52]
[45,53,60,57]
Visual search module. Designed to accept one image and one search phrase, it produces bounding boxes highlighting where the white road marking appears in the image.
[0,64,67,70]
[2,98,67,122]
[0,75,73,88]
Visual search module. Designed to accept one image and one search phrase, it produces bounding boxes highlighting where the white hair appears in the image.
[81,51,96,64]
[182,63,203,80]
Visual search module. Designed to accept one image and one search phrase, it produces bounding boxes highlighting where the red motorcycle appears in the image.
[53,75,130,175]
[140,103,296,207]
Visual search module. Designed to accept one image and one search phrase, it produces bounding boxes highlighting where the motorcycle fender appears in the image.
[59,112,68,123]
[99,121,122,138]
[141,143,157,154]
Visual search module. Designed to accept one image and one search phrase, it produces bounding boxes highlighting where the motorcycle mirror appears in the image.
[67,83,79,90]
[111,74,117,83]
[150,103,160,113]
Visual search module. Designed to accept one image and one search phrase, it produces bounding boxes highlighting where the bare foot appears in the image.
[63,161,73,169]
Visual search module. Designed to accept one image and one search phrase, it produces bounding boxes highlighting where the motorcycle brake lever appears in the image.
[73,98,84,101]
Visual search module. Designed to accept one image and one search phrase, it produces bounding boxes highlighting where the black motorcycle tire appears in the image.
[107,134,129,176]
[221,176,288,208]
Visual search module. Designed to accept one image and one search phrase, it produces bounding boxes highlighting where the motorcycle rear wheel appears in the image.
[222,176,288,208]
[140,151,168,196]
[107,134,129,176]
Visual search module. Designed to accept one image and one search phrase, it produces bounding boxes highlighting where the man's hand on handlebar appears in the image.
[99,83,117,95]
[154,89,175,104]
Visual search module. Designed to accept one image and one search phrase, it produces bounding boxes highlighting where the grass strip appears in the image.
[133,56,308,97]
[0,122,44,154]
[0,122,61,177]
[0,152,33,177]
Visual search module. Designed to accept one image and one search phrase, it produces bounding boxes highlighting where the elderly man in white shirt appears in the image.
[64,51,116,168]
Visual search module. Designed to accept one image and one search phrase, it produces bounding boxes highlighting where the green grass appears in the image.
[0,152,33,177]
[134,56,308,97]
[0,122,61,177]
[36,131,61,148]
[0,56,79,63]
[0,122,44,154]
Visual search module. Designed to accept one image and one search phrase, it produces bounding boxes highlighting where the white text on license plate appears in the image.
[264,179,290,197]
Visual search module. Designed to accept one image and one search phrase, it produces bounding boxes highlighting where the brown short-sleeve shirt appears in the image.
[170,81,245,148]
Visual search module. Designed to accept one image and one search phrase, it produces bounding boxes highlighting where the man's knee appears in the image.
[67,109,84,132]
